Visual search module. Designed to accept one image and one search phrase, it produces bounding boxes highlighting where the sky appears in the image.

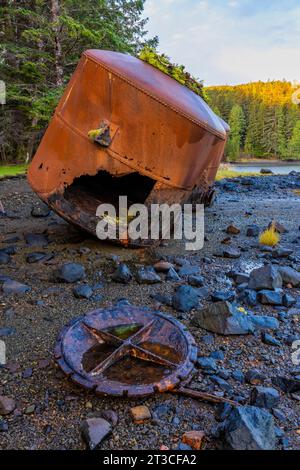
[143,0,300,86]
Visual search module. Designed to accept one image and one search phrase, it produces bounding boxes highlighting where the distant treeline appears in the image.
[206,81,300,161]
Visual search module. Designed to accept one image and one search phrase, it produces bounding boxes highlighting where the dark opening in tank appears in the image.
[64,170,156,216]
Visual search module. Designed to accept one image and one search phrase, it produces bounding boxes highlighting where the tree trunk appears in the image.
[51,0,64,87]
[26,117,39,161]
[3,0,13,40]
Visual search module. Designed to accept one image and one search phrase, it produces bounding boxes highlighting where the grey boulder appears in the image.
[81,417,112,450]
[172,285,199,312]
[248,264,282,291]
[56,263,86,283]
[136,266,161,284]
[73,284,93,299]
[272,376,300,393]
[257,290,283,306]
[249,315,279,331]
[278,266,300,287]
[0,396,16,415]
[0,252,10,265]
[250,386,280,410]
[216,405,276,450]
[223,247,241,259]
[192,301,254,335]
[111,263,132,284]
[2,280,31,295]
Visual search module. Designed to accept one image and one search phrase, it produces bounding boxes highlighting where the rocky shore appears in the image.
[0,173,300,450]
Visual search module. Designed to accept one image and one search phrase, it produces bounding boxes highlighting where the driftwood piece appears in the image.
[172,386,238,407]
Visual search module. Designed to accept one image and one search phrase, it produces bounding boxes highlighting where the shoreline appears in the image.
[224,160,300,166]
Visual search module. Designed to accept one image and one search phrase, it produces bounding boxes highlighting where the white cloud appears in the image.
[215,46,300,84]
[144,0,300,85]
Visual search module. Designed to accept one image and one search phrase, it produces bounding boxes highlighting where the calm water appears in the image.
[231,162,300,175]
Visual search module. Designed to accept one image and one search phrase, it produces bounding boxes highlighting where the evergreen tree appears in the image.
[0,0,157,162]
[226,104,245,161]
[210,104,221,117]
[262,105,278,156]
[287,121,300,159]
[244,101,264,157]
[207,81,300,161]
[276,106,287,158]
[285,105,299,143]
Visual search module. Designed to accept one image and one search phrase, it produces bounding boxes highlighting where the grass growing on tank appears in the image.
[139,47,207,100]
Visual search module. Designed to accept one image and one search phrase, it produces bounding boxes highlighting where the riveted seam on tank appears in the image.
[54,112,195,192]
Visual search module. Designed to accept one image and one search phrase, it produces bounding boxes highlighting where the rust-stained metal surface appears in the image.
[54,305,198,397]
[28,50,229,245]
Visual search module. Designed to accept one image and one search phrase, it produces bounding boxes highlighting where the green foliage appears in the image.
[30,88,64,125]
[226,105,245,161]
[287,121,300,159]
[244,101,265,157]
[216,168,260,180]
[276,106,287,157]
[0,164,28,179]
[139,47,206,100]
[0,0,157,163]
[207,81,300,160]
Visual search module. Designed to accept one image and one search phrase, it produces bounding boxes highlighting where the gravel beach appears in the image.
[0,174,300,450]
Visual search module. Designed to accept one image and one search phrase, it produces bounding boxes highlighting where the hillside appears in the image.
[206,81,300,161]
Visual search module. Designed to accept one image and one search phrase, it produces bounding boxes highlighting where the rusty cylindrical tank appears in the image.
[28,50,229,246]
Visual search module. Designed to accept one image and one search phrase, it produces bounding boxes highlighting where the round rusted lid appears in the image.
[55,305,197,397]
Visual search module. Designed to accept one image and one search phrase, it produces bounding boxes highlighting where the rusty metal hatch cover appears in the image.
[55,305,198,397]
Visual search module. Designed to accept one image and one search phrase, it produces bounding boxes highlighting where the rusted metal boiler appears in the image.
[27,50,229,245]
